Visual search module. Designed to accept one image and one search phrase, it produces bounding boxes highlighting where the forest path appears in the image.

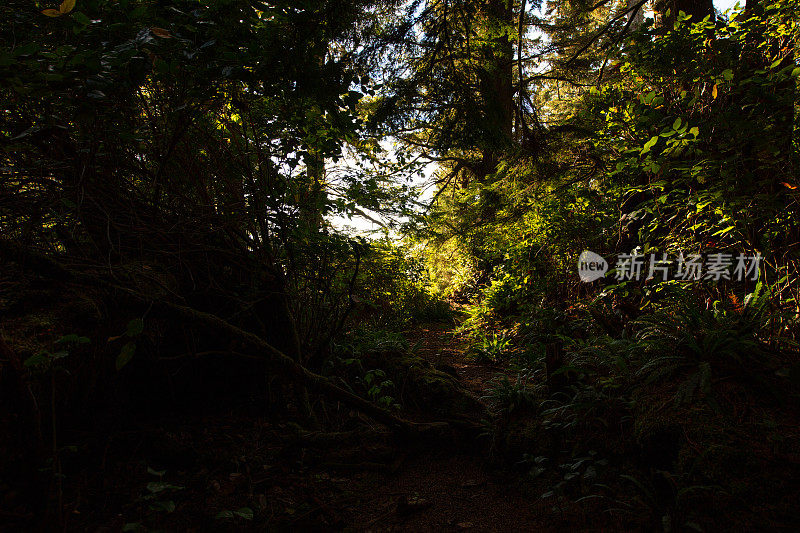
[403,320,502,398]
[347,450,547,532]
[343,320,550,532]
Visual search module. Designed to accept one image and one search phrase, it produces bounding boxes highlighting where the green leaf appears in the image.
[57,334,90,345]
[712,225,735,236]
[126,318,144,337]
[722,69,733,81]
[148,500,176,513]
[672,117,682,131]
[72,11,91,25]
[641,136,658,154]
[24,352,50,368]
[234,508,254,520]
[50,350,69,360]
[146,481,184,493]
[116,342,136,370]
[14,43,40,56]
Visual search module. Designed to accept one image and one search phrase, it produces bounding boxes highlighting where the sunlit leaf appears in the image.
[59,0,76,14]
[641,136,658,154]
[42,8,62,17]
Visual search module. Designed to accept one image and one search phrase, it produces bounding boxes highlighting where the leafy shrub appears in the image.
[632,283,781,405]
[353,239,452,327]
[333,327,408,359]
[468,331,512,363]
[482,371,538,414]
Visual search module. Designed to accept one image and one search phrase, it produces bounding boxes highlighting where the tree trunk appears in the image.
[476,0,516,182]
[654,0,714,30]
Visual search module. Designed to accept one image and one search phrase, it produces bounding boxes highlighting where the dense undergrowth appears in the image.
[458,280,799,529]
[2,0,800,529]
[403,2,800,528]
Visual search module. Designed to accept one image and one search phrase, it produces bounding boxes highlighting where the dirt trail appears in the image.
[404,321,503,397]
[342,321,550,532]
[347,451,547,532]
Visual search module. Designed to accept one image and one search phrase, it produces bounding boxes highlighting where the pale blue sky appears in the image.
[715,0,743,14]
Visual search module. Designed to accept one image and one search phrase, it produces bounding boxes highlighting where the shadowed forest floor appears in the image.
[20,311,795,532]
[40,320,560,532]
